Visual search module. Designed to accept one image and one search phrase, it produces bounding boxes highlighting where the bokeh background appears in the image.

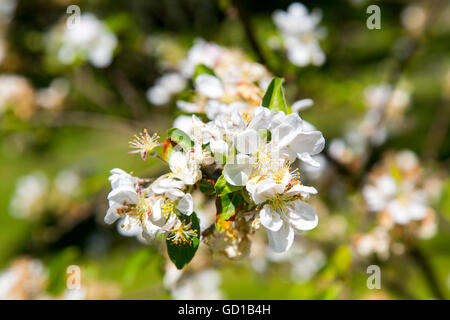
[0,0,449,299]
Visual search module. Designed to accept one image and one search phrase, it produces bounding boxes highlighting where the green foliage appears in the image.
[199,178,216,195]
[214,175,243,196]
[193,64,216,80]
[167,128,194,153]
[166,212,200,270]
[262,77,289,113]
[46,247,80,295]
[215,192,244,232]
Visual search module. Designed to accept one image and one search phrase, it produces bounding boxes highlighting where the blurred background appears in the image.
[0,0,449,299]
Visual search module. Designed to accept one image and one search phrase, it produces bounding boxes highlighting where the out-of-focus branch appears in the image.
[109,69,148,119]
[33,110,145,134]
[422,100,450,159]
[231,0,269,69]
[410,247,445,300]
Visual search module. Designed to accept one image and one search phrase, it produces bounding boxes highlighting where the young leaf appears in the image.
[199,178,216,195]
[214,174,243,196]
[167,128,194,153]
[215,192,244,232]
[193,64,216,80]
[166,212,200,270]
[262,77,289,113]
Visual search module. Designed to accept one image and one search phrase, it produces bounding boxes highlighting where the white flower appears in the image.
[223,153,255,186]
[195,74,224,99]
[180,39,223,77]
[105,169,140,224]
[272,2,326,67]
[171,269,222,300]
[169,151,202,185]
[247,174,318,252]
[173,115,194,134]
[146,72,187,106]
[363,174,397,212]
[363,151,434,225]
[291,98,314,113]
[10,172,48,219]
[269,113,325,166]
[58,13,117,68]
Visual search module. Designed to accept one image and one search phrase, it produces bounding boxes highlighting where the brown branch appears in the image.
[231,0,268,69]
[410,247,445,299]
[422,100,450,159]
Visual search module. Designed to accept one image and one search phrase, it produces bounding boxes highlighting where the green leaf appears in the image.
[166,212,200,270]
[322,245,352,279]
[259,128,272,143]
[262,77,289,113]
[215,192,244,232]
[199,178,216,195]
[193,64,216,80]
[167,128,194,153]
[214,175,243,196]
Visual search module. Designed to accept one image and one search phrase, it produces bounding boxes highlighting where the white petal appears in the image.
[107,186,138,205]
[151,198,164,223]
[104,203,121,224]
[285,184,317,197]
[289,201,319,231]
[195,74,224,99]
[223,155,253,186]
[260,205,283,231]
[297,152,321,167]
[291,99,313,113]
[252,179,284,204]
[177,193,194,216]
[235,129,260,154]
[142,222,161,241]
[266,223,295,253]
[291,131,325,155]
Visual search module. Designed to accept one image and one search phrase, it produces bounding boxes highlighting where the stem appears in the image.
[422,100,450,159]
[410,247,445,299]
[231,0,268,68]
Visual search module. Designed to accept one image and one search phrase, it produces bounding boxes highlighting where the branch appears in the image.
[231,0,268,69]
[410,247,445,299]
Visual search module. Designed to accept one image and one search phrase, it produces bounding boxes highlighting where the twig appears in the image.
[109,69,148,119]
[231,0,268,68]
[422,100,450,159]
[32,110,145,134]
[410,247,445,299]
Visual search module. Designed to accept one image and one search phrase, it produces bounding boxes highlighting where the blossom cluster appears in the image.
[147,38,273,113]
[106,76,325,268]
[46,13,117,68]
[329,83,411,170]
[0,256,119,300]
[272,2,326,67]
[10,169,91,227]
[354,150,442,260]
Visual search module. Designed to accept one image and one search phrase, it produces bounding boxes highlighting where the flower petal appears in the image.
[266,223,295,253]
[107,186,138,205]
[260,205,283,231]
[289,201,319,231]
[291,130,325,155]
[177,193,194,216]
[195,74,224,99]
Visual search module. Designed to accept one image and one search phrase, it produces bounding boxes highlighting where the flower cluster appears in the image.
[0,75,35,120]
[9,169,93,235]
[272,2,326,67]
[147,38,272,114]
[354,150,442,260]
[329,83,411,170]
[46,13,117,68]
[0,256,119,300]
[106,77,325,268]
